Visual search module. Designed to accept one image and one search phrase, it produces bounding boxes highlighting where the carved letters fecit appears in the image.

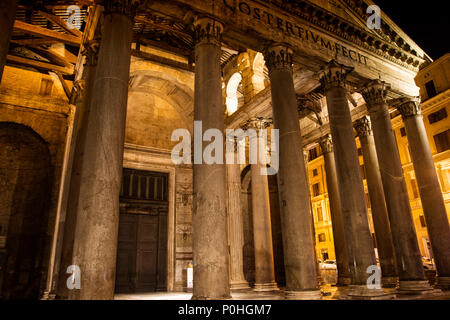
[223,0,369,65]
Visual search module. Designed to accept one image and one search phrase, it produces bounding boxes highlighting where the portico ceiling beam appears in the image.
[37,9,83,38]
[6,54,74,75]
[13,20,81,47]
[137,37,191,59]
[131,49,194,72]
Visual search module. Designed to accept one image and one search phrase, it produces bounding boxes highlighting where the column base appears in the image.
[335,276,351,287]
[435,277,450,290]
[230,280,251,291]
[285,289,322,300]
[191,294,233,300]
[253,282,279,292]
[337,285,396,300]
[382,276,399,288]
[397,280,443,297]
[40,291,56,300]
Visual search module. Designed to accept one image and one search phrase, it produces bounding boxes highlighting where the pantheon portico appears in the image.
[0,0,449,300]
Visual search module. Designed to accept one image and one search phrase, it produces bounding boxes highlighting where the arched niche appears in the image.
[0,122,52,299]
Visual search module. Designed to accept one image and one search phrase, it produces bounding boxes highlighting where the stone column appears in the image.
[243,118,278,292]
[56,40,100,299]
[319,135,352,286]
[360,80,434,295]
[303,149,325,288]
[354,116,398,288]
[68,1,134,300]
[192,17,230,299]
[226,141,250,290]
[264,43,321,299]
[396,97,450,289]
[0,0,17,83]
[320,60,390,299]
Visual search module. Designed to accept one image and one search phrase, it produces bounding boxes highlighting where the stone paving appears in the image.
[114,286,450,300]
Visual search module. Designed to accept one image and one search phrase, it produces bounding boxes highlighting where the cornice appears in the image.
[262,0,424,71]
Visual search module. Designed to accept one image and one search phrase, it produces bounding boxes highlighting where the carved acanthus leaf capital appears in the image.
[354,116,373,138]
[359,79,391,109]
[395,97,422,119]
[82,39,100,66]
[240,117,273,131]
[104,0,140,19]
[193,17,223,46]
[319,60,353,90]
[264,44,294,73]
[319,134,333,154]
[70,79,86,105]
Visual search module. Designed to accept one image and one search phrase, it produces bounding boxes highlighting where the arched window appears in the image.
[226,72,243,115]
[252,52,267,93]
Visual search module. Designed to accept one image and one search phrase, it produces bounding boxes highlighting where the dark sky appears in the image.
[373,0,450,60]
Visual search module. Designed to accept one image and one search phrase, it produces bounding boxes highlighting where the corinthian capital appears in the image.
[319,134,333,154]
[395,97,422,119]
[70,79,86,105]
[354,116,373,138]
[104,0,140,19]
[264,43,293,73]
[240,117,273,131]
[319,60,353,90]
[82,39,100,67]
[193,17,223,46]
[359,79,391,108]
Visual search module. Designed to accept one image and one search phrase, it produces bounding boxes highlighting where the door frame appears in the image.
[122,147,176,292]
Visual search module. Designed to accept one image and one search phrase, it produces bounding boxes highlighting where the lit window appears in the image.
[318,233,326,242]
[313,183,320,197]
[317,206,323,222]
[419,215,427,228]
[226,72,242,115]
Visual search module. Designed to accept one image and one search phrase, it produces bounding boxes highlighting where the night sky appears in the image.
[374,0,450,60]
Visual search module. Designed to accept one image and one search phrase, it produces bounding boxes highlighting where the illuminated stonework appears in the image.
[0,0,448,301]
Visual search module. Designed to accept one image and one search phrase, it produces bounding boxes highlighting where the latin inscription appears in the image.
[224,0,369,65]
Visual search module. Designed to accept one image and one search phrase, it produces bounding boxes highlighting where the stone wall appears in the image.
[0,66,71,297]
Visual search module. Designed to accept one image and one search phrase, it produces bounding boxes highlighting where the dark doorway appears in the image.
[0,122,51,300]
[115,168,168,293]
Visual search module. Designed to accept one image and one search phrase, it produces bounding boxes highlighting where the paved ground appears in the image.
[115,286,450,300]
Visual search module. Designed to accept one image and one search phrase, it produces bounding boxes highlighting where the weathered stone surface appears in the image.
[354,116,398,288]
[360,80,432,293]
[266,43,320,298]
[319,135,351,286]
[320,61,379,290]
[69,11,133,300]
[395,98,450,288]
[191,17,230,300]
